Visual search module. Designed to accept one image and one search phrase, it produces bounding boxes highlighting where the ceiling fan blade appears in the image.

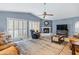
[46,14,53,16]
[44,12,47,15]
[38,14,46,16]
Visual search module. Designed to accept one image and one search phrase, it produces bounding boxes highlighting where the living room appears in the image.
[0,3,79,55]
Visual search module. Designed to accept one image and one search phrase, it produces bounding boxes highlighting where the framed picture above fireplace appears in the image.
[44,21,49,26]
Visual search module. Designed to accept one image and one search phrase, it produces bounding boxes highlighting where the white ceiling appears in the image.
[0,3,79,20]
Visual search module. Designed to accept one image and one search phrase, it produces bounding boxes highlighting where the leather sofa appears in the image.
[0,32,20,55]
[0,44,20,55]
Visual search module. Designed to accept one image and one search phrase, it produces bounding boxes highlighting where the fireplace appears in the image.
[40,20,52,33]
[43,28,49,33]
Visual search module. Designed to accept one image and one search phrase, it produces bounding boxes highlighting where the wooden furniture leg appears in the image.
[72,44,76,55]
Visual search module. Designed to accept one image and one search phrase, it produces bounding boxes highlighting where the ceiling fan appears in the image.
[40,3,53,19]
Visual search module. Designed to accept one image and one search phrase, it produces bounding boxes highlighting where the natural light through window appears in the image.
[75,21,79,34]
[7,18,27,39]
[7,17,40,39]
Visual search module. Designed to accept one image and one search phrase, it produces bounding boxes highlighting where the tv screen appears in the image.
[57,24,68,30]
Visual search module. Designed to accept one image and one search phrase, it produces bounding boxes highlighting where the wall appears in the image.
[0,11,79,36]
[52,17,79,36]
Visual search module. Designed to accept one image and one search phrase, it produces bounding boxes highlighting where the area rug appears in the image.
[15,38,72,55]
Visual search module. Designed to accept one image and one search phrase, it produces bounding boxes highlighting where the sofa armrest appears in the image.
[0,46,20,55]
[0,43,16,51]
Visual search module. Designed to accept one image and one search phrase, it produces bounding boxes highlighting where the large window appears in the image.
[7,18,14,38]
[29,20,40,37]
[75,21,79,34]
[7,18,27,39]
[7,17,40,39]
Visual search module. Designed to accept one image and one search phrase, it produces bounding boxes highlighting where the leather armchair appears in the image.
[30,30,40,39]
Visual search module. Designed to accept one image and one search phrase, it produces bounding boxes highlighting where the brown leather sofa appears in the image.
[0,41,20,55]
[0,44,20,55]
[0,32,20,55]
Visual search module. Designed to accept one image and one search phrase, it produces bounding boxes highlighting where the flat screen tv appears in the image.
[57,24,68,30]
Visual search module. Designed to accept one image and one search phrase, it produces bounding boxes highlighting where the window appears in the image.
[7,19,14,38]
[75,21,79,34]
[7,17,40,39]
[7,18,27,39]
[29,20,40,37]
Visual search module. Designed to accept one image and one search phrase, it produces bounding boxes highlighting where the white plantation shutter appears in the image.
[7,17,40,39]
[7,17,27,39]
[29,20,40,37]
[75,21,79,34]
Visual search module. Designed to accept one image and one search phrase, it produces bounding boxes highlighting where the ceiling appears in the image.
[0,3,79,20]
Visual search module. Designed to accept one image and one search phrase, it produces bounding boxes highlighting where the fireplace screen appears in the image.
[43,28,49,33]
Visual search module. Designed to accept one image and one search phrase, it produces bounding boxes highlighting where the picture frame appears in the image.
[44,21,49,26]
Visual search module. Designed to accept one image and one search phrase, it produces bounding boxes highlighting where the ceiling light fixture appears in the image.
[41,3,53,19]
